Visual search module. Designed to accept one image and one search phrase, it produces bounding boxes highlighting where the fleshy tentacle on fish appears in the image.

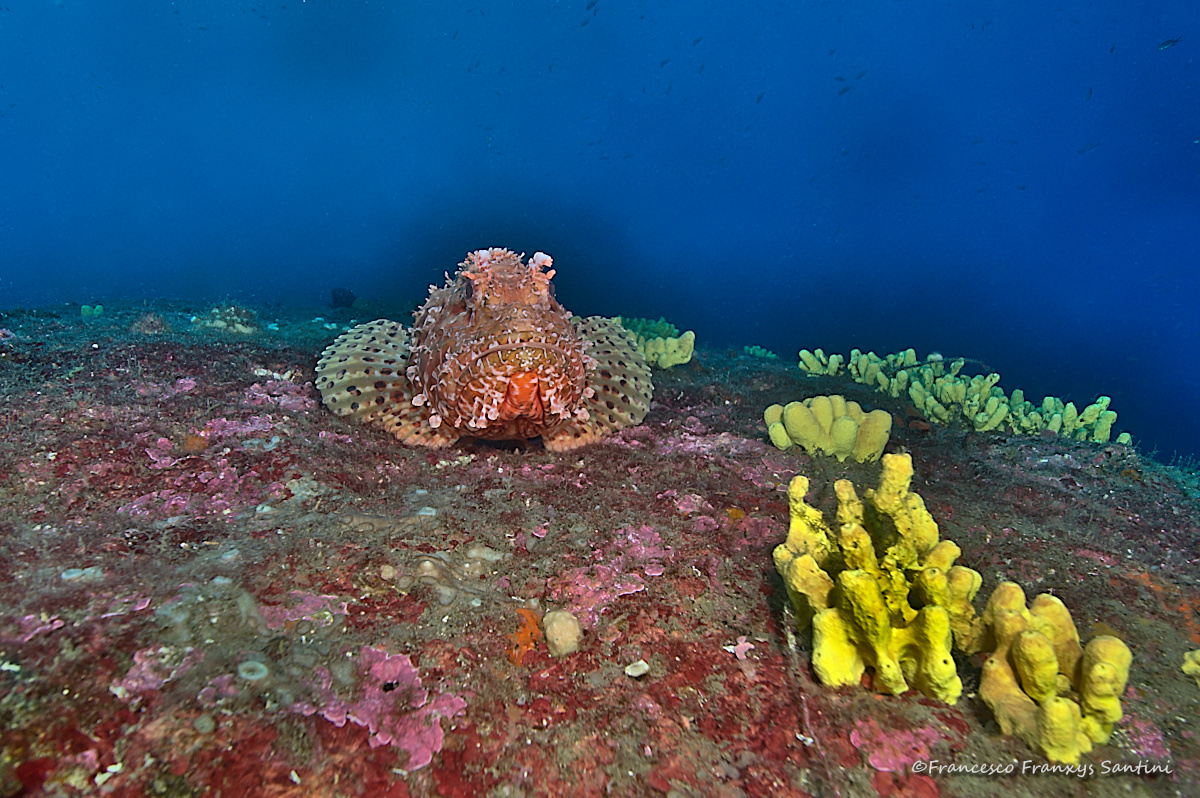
[315,248,653,451]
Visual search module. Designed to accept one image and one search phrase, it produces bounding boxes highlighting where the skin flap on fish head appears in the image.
[461,248,556,312]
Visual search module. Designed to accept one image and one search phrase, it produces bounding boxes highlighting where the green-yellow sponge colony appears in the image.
[765,395,892,463]
[797,347,1131,444]
[744,345,778,359]
[772,453,983,704]
[978,582,1132,765]
[613,317,695,369]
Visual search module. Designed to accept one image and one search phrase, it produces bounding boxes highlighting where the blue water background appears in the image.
[2,2,1197,458]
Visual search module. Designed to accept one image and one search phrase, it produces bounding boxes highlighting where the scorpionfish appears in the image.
[315,247,653,451]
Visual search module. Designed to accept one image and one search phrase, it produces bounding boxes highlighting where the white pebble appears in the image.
[624,659,650,678]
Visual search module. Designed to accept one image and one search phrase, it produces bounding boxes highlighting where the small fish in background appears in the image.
[1158,37,1182,50]
[1085,86,1093,101]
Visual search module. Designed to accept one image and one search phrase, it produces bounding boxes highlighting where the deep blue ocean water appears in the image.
[2,2,1197,459]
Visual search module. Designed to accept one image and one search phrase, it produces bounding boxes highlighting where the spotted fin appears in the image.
[542,316,654,452]
[315,320,460,447]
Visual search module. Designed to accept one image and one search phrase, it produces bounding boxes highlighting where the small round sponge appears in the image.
[543,610,584,657]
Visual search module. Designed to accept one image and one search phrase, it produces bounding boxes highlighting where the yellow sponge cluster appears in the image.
[1183,650,1200,688]
[613,315,679,340]
[771,450,1136,761]
[797,347,1130,444]
[640,330,695,368]
[613,317,695,369]
[772,454,983,704]
[764,395,892,463]
[978,582,1132,765]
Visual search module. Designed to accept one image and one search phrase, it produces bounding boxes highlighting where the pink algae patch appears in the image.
[850,718,943,772]
[258,591,349,629]
[292,646,466,770]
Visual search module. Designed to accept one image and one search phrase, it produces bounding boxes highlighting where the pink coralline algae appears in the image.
[118,456,286,520]
[1121,713,1172,760]
[118,420,291,520]
[551,565,646,629]
[292,646,466,771]
[665,491,713,516]
[656,430,764,458]
[610,524,673,572]
[548,524,673,627]
[726,636,755,660]
[132,378,197,399]
[258,591,349,630]
[197,673,239,709]
[145,437,188,469]
[1075,548,1119,566]
[7,614,65,643]
[739,451,801,490]
[199,415,279,441]
[242,380,317,413]
[732,515,785,553]
[111,645,204,703]
[850,718,943,772]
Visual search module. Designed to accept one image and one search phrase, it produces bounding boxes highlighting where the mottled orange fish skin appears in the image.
[406,248,591,441]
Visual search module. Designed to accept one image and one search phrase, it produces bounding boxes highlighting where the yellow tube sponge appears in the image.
[977,581,1132,764]
[853,408,893,463]
[639,330,695,368]
[897,604,960,704]
[1079,635,1132,743]
[772,454,979,703]
[613,318,695,369]
[915,557,984,654]
[812,570,962,704]
[865,452,940,556]
[799,345,1130,442]
[767,421,793,451]
[798,348,845,376]
[781,402,826,452]
[765,395,891,463]
[825,568,902,696]
[773,476,840,624]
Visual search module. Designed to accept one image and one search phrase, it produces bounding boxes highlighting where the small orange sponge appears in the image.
[507,608,544,666]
